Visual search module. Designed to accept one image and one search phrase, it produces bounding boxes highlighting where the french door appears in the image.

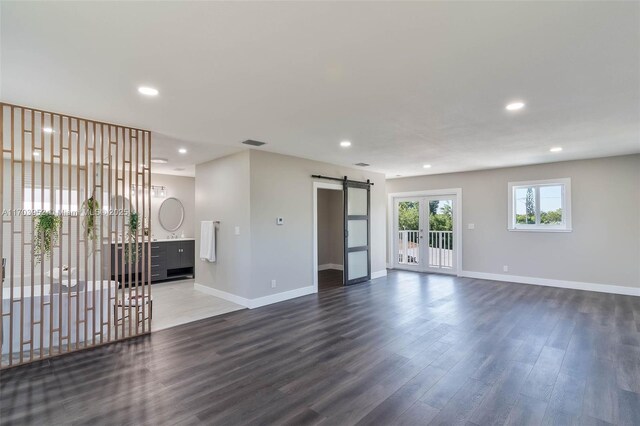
[343,181,371,285]
[394,196,457,273]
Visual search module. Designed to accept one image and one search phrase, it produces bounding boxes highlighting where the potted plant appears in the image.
[124,211,140,264]
[82,193,100,254]
[33,211,62,264]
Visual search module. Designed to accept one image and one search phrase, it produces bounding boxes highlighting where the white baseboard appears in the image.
[459,270,639,297]
[247,286,316,309]
[371,269,388,279]
[194,283,316,309]
[194,283,251,307]
[318,263,343,271]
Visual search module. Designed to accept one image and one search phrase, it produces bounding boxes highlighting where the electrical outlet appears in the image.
[271,279,277,288]
[503,265,509,272]
[234,226,240,235]
[468,223,475,229]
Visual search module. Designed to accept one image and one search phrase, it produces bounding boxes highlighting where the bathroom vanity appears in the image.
[109,238,195,284]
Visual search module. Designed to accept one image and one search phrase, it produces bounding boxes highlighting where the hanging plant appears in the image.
[124,211,140,264]
[82,193,100,255]
[33,211,62,264]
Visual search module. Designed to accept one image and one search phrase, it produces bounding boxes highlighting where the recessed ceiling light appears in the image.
[43,127,54,133]
[506,102,525,111]
[33,151,40,157]
[423,164,432,169]
[138,86,159,96]
[340,140,351,147]
[550,147,563,152]
[178,148,187,154]
[150,157,168,164]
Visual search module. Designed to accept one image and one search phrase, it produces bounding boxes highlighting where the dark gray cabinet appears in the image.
[165,241,195,270]
[109,239,195,285]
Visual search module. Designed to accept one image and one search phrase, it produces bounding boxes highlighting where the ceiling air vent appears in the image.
[355,162,370,167]
[242,139,267,147]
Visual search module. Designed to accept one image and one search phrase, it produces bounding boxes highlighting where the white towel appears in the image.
[200,221,216,262]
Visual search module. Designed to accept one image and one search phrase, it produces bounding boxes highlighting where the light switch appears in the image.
[468,223,475,230]
[234,226,240,235]
[276,217,284,225]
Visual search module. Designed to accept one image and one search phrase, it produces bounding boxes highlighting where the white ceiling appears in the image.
[2,1,638,178]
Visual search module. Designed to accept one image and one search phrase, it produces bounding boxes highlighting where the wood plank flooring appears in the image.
[1,270,639,425]
[318,269,343,291]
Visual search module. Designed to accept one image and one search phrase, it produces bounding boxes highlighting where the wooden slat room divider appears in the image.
[1,103,152,368]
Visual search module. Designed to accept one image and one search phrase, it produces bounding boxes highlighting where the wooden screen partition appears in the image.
[0,103,152,368]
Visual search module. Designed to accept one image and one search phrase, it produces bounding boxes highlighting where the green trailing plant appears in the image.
[33,211,62,264]
[124,211,140,264]
[82,193,100,254]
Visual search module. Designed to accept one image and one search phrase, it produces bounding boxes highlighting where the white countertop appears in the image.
[109,237,195,244]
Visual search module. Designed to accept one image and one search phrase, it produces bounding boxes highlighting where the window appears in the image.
[23,187,81,214]
[508,178,571,232]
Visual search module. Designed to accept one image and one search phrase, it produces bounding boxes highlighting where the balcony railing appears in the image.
[398,230,453,268]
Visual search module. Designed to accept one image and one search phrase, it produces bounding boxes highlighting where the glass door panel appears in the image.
[396,199,423,268]
[427,198,454,270]
[347,251,368,280]
[347,220,368,247]
[347,187,368,215]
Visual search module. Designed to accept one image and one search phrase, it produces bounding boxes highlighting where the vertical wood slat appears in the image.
[54,116,59,354]
[39,115,45,358]
[1,103,151,369]
[119,127,124,339]
[74,118,79,351]
[28,109,35,362]
[20,108,25,363]
[127,129,133,338]
[80,120,84,347]
[9,106,15,365]
[102,123,109,344]
[91,122,96,346]
[64,115,70,352]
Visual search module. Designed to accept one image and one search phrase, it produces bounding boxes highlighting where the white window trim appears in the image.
[507,178,572,232]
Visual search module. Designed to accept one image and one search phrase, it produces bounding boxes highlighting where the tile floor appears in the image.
[150,279,245,331]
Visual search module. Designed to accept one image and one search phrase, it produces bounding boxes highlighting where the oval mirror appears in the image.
[159,197,184,232]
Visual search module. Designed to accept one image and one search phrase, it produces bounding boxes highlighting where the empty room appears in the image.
[1,1,639,425]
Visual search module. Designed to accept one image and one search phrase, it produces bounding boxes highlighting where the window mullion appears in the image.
[535,186,541,225]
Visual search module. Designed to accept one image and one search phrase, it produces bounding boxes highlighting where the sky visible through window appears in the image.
[515,185,562,215]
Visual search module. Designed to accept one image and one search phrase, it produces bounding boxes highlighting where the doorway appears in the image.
[313,179,373,291]
[392,191,461,274]
[316,187,344,290]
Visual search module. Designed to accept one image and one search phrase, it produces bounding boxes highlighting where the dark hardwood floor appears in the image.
[318,268,343,291]
[2,270,639,425]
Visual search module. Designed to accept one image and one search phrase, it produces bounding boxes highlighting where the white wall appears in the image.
[386,154,640,290]
[249,150,386,299]
[150,173,195,239]
[317,188,343,267]
[193,149,386,305]
[195,151,252,298]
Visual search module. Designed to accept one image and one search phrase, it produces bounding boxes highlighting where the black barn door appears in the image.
[343,180,371,285]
